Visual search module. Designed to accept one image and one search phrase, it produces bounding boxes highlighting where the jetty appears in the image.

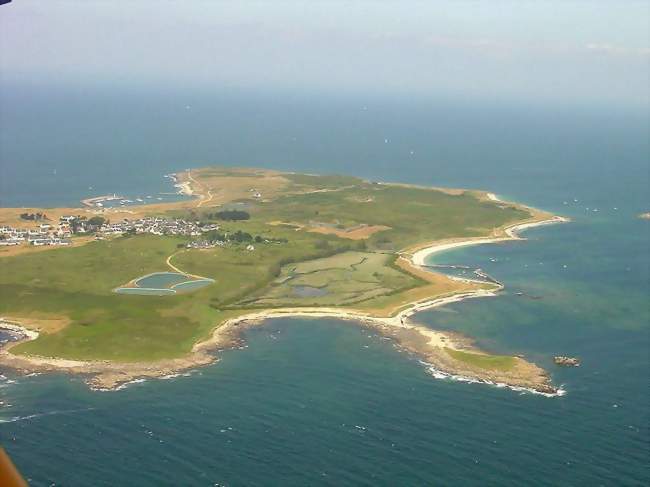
[81,194,124,208]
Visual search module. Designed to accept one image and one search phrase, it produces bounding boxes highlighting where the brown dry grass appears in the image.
[307,224,391,240]
[0,168,296,257]
[3,314,71,334]
[0,236,95,258]
[189,167,292,208]
[384,182,467,196]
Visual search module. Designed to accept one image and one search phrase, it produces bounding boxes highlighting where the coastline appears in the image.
[0,183,568,395]
[0,285,557,395]
[410,214,570,267]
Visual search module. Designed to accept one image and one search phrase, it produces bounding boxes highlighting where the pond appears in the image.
[114,272,214,296]
[135,272,191,289]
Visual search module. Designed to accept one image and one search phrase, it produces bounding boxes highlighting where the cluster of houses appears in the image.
[0,218,74,247]
[186,239,256,252]
[0,215,221,247]
[185,239,228,250]
[95,217,220,237]
[185,231,288,251]
[1,213,286,254]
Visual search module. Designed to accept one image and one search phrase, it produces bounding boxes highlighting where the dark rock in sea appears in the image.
[554,356,580,367]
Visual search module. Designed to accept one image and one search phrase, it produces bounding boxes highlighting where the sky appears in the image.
[1,1,648,106]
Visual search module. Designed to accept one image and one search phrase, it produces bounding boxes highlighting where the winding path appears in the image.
[166,251,210,280]
[186,170,215,208]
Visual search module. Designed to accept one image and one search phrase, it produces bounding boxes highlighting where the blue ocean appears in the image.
[0,83,648,486]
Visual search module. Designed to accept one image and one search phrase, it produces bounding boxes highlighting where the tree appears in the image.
[205,230,225,241]
[232,230,252,242]
[88,216,106,227]
[211,210,250,221]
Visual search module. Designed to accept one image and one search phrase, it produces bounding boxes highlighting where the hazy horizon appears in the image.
[1,1,649,108]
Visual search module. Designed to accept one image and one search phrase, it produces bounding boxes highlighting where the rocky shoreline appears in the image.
[0,285,559,395]
[0,193,568,396]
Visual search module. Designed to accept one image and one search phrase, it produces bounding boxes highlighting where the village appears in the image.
[0,213,284,252]
[0,214,220,247]
[0,215,74,247]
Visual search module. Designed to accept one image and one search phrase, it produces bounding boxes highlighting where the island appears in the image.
[0,167,568,395]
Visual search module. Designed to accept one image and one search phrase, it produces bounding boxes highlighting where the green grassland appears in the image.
[0,169,534,362]
[445,348,516,371]
[0,236,221,360]
[4,229,355,360]
[283,172,364,189]
[247,184,529,250]
[235,251,422,308]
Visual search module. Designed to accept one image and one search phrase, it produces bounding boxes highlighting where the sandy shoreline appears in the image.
[410,214,569,267]
[0,192,568,395]
[409,192,569,267]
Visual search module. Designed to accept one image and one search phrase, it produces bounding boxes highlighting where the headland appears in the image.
[0,167,567,394]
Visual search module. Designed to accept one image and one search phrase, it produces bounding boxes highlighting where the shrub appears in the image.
[211,210,250,221]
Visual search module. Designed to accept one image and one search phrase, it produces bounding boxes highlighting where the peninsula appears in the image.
[0,167,567,394]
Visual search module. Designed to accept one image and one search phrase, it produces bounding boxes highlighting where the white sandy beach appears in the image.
[411,214,569,267]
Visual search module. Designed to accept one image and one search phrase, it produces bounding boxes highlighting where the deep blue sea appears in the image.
[0,83,648,486]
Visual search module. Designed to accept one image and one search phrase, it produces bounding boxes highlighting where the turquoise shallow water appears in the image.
[135,272,190,289]
[114,272,214,295]
[0,85,648,485]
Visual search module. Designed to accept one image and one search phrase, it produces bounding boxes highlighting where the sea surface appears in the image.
[0,83,648,486]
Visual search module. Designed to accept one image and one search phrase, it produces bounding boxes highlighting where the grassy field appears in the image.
[236,251,421,308]
[283,172,364,189]
[0,235,221,360]
[0,168,535,362]
[2,230,354,360]
[249,183,529,250]
[445,348,516,371]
